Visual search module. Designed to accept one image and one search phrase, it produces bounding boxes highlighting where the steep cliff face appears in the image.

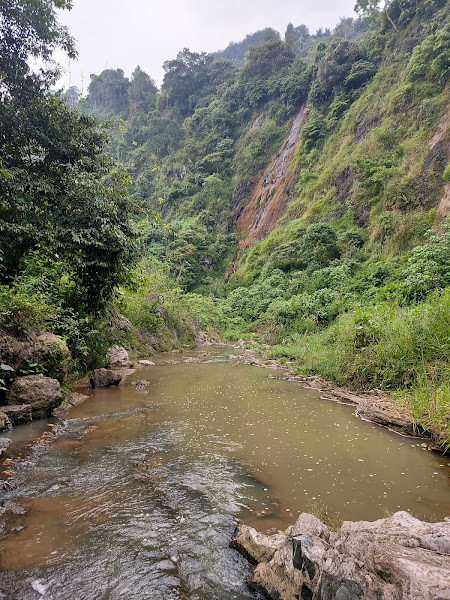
[237,107,306,250]
[432,104,450,218]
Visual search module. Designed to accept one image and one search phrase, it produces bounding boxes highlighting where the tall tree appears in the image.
[0,0,76,96]
[0,0,138,310]
[84,69,130,117]
[128,66,158,114]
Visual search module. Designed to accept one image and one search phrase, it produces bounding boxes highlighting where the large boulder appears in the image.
[0,330,70,382]
[233,511,450,600]
[6,375,63,419]
[90,368,122,389]
[105,346,131,368]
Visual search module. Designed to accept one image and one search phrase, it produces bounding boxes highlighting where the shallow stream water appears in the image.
[0,348,449,599]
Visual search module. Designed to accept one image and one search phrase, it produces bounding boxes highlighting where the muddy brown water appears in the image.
[0,348,449,599]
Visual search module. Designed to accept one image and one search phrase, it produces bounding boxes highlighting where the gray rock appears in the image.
[232,524,287,564]
[0,438,11,455]
[0,410,12,431]
[115,314,132,332]
[0,500,26,516]
[147,334,161,350]
[233,511,450,600]
[53,391,90,416]
[137,360,155,367]
[105,346,131,368]
[7,375,63,419]
[2,404,32,425]
[90,368,122,389]
[0,330,70,381]
[286,512,331,542]
[72,377,91,389]
[253,537,315,600]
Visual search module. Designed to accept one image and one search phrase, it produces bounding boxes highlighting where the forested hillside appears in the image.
[74,0,450,445]
[1,0,449,445]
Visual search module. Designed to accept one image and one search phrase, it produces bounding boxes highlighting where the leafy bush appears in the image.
[402,226,450,299]
[265,288,341,333]
[407,24,450,83]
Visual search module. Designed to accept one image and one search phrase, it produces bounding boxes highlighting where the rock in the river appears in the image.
[232,511,450,600]
[2,404,32,425]
[0,410,12,431]
[232,524,287,564]
[137,360,155,367]
[53,391,90,416]
[90,368,122,389]
[0,330,70,382]
[131,379,150,394]
[72,377,91,389]
[7,375,63,419]
[0,437,11,455]
[105,346,131,368]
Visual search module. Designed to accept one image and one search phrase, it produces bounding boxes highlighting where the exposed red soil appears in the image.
[237,108,306,250]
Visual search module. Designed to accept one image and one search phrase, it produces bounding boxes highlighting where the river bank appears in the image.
[1,346,449,599]
[230,342,447,454]
[232,510,450,600]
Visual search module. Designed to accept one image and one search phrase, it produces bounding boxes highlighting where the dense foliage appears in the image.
[1,0,449,442]
[72,0,450,442]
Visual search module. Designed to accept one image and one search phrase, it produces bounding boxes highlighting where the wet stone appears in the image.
[90,368,122,389]
[2,404,32,425]
[0,438,11,455]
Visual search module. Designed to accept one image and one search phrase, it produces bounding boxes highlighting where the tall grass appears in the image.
[270,290,450,448]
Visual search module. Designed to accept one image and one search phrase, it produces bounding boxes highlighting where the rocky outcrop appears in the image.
[2,404,32,425]
[115,314,132,332]
[232,512,450,600]
[237,108,306,250]
[232,524,287,564]
[105,345,131,368]
[0,410,12,431]
[90,368,122,389]
[6,374,63,419]
[0,330,70,381]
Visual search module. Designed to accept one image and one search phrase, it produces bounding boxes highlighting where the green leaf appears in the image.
[0,364,15,372]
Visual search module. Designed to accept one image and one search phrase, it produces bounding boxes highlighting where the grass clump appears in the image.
[307,500,343,531]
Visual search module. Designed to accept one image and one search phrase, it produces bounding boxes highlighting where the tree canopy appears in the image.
[0,0,138,311]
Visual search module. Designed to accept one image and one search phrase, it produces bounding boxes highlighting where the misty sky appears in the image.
[56,0,357,92]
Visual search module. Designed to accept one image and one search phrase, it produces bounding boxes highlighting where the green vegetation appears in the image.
[1,0,449,448]
[0,0,220,376]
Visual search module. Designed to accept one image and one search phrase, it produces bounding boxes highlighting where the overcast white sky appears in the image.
[56,0,357,92]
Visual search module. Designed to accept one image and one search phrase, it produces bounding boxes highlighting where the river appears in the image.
[0,347,449,599]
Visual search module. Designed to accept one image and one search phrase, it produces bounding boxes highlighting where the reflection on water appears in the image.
[0,348,449,599]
